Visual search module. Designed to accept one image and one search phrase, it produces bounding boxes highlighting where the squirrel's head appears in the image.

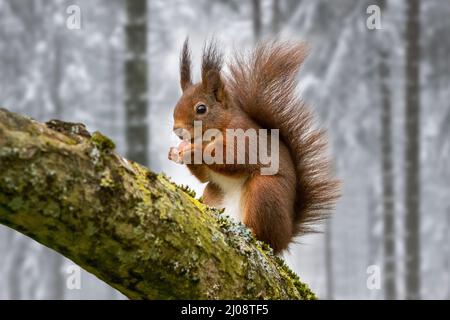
[173,39,231,141]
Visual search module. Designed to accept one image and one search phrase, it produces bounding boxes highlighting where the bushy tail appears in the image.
[227,41,340,236]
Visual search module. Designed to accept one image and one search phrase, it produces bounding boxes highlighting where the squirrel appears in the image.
[168,39,339,253]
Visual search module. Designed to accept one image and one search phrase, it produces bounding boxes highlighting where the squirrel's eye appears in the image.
[196,104,207,114]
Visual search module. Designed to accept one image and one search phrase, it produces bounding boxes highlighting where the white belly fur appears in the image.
[207,170,248,222]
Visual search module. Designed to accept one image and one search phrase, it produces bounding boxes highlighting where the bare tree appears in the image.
[446,207,450,300]
[379,45,396,300]
[324,219,334,299]
[252,0,262,42]
[125,0,149,165]
[272,0,281,35]
[366,182,381,298]
[404,0,421,300]
[46,29,66,300]
[376,0,396,300]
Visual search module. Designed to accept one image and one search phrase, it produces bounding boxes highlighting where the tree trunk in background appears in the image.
[377,0,396,300]
[379,47,396,300]
[7,17,66,299]
[108,42,118,137]
[252,0,262,42]
[272,0,281,36]
[97,2,121,142]
[324,219,334,299]
[7,234,26,299]
[404,0,421,300]
[50,32,63,120]
[446,207,450,300]
[125,0,149,166]
[46,30,66,300]
[366,182,382,299]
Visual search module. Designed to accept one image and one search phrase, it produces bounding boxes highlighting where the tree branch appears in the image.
[0,108,315,300]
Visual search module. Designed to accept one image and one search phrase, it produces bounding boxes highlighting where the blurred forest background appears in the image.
[0,0,449,299]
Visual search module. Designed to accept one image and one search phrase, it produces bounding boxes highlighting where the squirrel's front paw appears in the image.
[168,147,183,164]
[168,141,194,164]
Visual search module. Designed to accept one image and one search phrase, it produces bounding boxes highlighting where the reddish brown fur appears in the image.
[170,39,340,253]
[202,183,223,208]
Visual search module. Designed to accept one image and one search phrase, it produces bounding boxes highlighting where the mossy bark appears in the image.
[0,108,315,300]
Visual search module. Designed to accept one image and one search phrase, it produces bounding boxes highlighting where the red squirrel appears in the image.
[168,39,339,253]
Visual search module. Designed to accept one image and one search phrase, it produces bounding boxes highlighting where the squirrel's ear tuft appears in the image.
[180,38,192,92]
[201,40,225,102]
[205,70,226,103]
